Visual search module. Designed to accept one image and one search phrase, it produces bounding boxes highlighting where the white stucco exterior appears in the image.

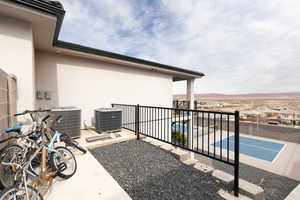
[0,15,35,112]
[35,51,173,126]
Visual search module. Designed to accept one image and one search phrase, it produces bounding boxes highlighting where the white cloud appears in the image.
[59,0,300,94]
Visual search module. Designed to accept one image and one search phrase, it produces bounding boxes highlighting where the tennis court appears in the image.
[213,136,285,162]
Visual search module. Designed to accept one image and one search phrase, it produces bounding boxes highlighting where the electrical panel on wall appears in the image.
[36,91,51,100]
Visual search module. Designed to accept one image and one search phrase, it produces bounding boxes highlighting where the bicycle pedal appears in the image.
[58,162,67,171]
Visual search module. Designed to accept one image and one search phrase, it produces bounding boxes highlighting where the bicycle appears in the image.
[0,110,50,189]
[0,110,79,189]
[0,126,77,199]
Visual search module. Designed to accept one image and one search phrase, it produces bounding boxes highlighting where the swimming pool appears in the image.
[213,136,285,162]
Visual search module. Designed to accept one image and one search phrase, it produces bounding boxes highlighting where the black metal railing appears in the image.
[112,103,240,197]
[114,104,136,131]
[173,100,200,110]
[173,100,190,110]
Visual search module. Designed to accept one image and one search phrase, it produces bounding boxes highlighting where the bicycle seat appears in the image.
[5,125,22,133]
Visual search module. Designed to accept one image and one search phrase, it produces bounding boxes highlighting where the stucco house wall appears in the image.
[35,50,173,126]
[0,15,35,112]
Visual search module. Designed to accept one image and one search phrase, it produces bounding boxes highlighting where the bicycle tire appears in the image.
[0,184,43,200]
[50,146,77,179]
[0,144,23,189]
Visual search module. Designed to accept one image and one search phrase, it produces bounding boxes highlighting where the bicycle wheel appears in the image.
[0,185,43,200]
[50,146,77,179]
[0,144,23,189]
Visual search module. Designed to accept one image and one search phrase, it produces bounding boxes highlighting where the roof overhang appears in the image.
[0,0,62,50]
[2,0,205,81]
[50,41,201,81]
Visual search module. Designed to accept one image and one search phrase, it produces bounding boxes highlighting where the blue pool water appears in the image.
[213,136,284,162]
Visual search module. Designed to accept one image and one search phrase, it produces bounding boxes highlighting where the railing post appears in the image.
[234,111,240,197]
[135,104,140,140]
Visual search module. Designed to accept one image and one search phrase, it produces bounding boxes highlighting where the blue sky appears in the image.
[58,0,300,94]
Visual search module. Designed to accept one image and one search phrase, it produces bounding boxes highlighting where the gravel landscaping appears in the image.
[90,140,229,200]
[196,154,300,200]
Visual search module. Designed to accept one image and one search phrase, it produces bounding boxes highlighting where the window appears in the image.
[281,114,290,119]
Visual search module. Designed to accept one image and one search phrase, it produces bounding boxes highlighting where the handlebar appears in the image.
[54,115,63,123]
[14,109,51,116]
[49,115,63,132]
[41,115,62,125]
[41,115,50,122]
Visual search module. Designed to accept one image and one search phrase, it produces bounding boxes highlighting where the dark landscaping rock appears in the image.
[90,140,227,200]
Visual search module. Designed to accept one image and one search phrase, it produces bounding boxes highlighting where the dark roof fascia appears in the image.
[55,40,205,77]
[8,0,65,15]
[8,0,205,78]
[8,0,65,43]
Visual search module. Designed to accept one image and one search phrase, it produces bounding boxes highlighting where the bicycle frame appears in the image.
[11,131,62,191]
[1,161,33,200]
[13,143,59,198]
[47,131,61,150]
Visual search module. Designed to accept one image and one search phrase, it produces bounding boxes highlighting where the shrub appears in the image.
[171,131,188,147]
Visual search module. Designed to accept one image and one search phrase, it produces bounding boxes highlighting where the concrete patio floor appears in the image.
[46,151,131,200]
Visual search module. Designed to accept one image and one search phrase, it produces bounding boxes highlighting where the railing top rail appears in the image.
[112,103,237,115]
[112,103,136,107]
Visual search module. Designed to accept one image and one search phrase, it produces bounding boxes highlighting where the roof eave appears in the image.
[8,0,205,80]
[54,40,205,79]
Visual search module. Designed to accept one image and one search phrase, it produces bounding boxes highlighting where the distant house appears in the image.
[240,110,264,122]
[0,0,204,126]
[279,111,300,126]
[199,101,224,108]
